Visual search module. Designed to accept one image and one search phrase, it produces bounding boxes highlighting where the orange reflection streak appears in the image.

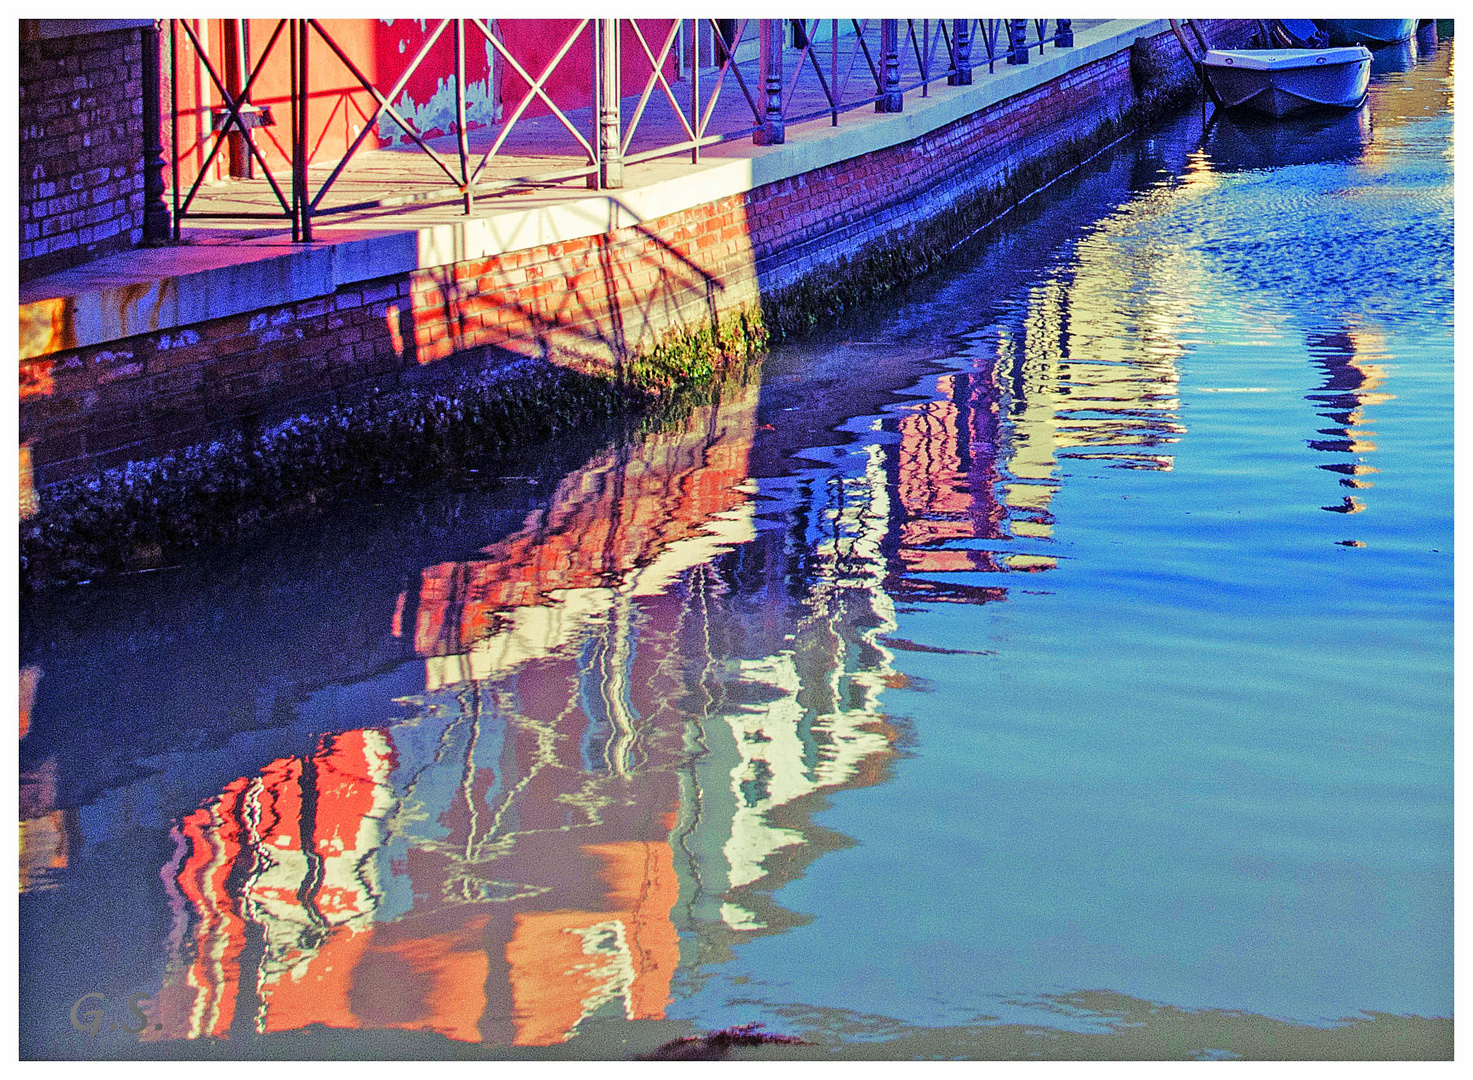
[171,777,253,1039]
[153,732,420,1040]
[260,917,490,1042]
[18,750,70,893]
[414,379,758,672]
[893,370,1017,600]
[19,665,41,740]
[506,840,680,1046]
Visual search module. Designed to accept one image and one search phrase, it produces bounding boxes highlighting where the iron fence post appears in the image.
[295,20,312,240]
[877,18,902,112]
[1008,19,1029,64]
[1056,19,1074,47]
[140,20,171,243]
[755,19,785,144]
[950,18,972,85]
[597,18,622,188]
[169,19,181,239]
[921,20,930,97]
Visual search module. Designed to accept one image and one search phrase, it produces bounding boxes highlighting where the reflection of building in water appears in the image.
[150,721,681,1045]
[885,257,1187,601]
[892,371,1015,601]
[677,438,904,939]
[1305,326,1395,521]
[1007,267,1187,472]
[19,666,74,894]
[147,280,1189,1042]
[413,378,760,689]
[149,377,902,1047]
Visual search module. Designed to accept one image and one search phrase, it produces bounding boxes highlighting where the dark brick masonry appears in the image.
[19,23,147,282]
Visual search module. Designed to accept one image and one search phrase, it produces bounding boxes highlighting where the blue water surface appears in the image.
[18,33,1452,1061]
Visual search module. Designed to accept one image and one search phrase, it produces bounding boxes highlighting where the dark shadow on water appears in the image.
[1203,107,1372,173]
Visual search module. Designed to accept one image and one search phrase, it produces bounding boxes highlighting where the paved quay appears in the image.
[20,19,1132,358]
[20,17,1259,500]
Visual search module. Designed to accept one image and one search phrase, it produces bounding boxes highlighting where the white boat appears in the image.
[1202,47,1373,118]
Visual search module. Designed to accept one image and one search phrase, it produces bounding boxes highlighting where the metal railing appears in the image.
[158,19,1075,241]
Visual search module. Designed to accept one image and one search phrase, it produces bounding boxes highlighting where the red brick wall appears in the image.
[19,25,147,282]
[20,24,1249,490]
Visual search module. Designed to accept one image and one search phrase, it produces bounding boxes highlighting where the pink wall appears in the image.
[496,19,678,119]
[169,18,677,186]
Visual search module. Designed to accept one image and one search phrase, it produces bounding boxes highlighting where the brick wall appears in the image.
[19,22,1253,490]
[19,23,148,282]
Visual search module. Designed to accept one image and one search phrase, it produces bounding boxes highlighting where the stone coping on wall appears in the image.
[18,19,1172,363]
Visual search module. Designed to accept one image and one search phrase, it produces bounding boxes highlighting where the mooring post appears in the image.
[597,18,623,188]
[1007,19,1029,64]
[877,19,902,112]
[755,19,785,144]
[949,19,973,85]
[1056,19,1074,48]
[140,20,171,244]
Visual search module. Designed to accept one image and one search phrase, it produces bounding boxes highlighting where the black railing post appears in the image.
[291,20,312,241]
[293,20,307,240]
[1056,19,1074,48]
[168,19,181,239]
[755,19,785,144]
[140,20,171,244]
[950,19,973,85]
[877,19,902,112]
[690,19,700,162]
[1007,19,1029,64]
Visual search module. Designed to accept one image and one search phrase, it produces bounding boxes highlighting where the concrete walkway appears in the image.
[19,19,1160,360]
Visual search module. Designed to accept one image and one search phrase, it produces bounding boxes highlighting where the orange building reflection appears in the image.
[142,373,935,1047]
[893,370,1015,602]
[151,701,685,1044]
[149,382,759,1045]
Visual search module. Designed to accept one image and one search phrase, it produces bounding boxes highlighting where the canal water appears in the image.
[19,34,1453,1060]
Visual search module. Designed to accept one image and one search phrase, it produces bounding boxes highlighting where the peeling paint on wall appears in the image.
[376,22,500,144]
[378,71,500,144]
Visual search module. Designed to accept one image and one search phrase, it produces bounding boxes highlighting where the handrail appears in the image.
[162,18,1076,238]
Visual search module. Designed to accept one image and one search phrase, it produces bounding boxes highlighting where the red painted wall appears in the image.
[496,20,678,120]
[168,19,677,187]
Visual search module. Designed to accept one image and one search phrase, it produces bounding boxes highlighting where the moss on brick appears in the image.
[751,104,1142,343]
[19,339,766,593]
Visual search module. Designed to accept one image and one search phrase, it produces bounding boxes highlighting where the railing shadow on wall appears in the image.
[405,194,729,373]
[161,18,1075,241]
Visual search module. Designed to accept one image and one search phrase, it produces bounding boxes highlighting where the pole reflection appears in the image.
[1306,326,1395,532]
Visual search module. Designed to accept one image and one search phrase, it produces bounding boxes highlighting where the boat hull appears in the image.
[1202,48,1372,118]
[1316,19,1417,47]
